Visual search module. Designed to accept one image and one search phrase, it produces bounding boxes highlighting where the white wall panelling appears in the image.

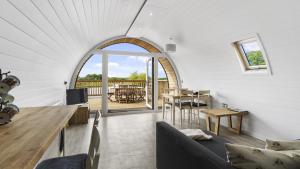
[0,0,299,140]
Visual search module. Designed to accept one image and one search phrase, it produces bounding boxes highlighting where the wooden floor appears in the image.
[66,111,264,169]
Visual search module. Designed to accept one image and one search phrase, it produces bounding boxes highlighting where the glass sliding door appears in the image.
[146,58,154,109]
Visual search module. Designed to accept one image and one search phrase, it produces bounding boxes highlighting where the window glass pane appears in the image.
[240,41,266,66]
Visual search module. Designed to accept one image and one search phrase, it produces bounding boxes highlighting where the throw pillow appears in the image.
[266,139,300,151]
[179,129,212,140]
[225,143,300,169]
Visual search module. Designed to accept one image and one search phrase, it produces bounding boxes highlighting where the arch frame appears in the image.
[69,36,182,89]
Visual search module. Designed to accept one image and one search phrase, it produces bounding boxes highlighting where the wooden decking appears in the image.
[88,96,148,111]
[88,96,163,112]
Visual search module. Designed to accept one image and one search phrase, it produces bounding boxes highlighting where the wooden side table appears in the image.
[69,104,89,125]
[201,108,248,135]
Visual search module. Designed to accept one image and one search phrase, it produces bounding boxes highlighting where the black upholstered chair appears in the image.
[190,90,211,124]
[174,89,194,125]
[36,126,100,169]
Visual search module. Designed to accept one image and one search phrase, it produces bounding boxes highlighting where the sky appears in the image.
[242,41,261,53]
[79,43,167,78]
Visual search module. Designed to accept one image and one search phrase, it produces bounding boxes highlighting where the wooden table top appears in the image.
[0,105,78,169]
[162,93,210,99]
[201,108,247,117]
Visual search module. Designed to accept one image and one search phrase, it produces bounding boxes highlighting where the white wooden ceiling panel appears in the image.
[0,2,60,59]
[0,30,57,65]
[1,1,66,57]
[50,0,88,50]
[8,0,76,57]
[72,0,91,45]
[30,0,80,54]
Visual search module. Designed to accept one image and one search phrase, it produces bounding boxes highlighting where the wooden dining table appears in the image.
[0,105,78,169]
[162,93,211,125]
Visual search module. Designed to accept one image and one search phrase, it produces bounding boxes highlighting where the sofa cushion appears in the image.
[156,122,234,169]
[266,139,300,151]
[225,143,300,169]
[196,130,230,160]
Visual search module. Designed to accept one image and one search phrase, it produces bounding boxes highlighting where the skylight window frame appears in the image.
[232,34,272,75]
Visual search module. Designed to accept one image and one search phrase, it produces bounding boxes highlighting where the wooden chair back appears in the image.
[193,90,211,108]
[195,90,210,95]
[178,89,194,108]
[179,88,192,95]
[86,126,100,169]
[93,110,100,126]
[164,88,176,95]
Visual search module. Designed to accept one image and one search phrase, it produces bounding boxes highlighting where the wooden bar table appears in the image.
[0,105,78,169]
[201,108,248,135]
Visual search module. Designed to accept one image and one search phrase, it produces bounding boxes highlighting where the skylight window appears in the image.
[233,35,271,74]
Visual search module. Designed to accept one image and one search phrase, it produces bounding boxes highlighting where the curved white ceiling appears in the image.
[0,0,144,106]
[1,0,300,139]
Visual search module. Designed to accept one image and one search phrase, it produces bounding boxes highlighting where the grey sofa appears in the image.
[156,121,235,169]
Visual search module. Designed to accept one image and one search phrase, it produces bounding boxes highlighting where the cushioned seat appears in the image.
[36,154,88,169]
[174,102,191,107]
[156,121,235,169]
[196,131,230,160]
[192,102,207,107]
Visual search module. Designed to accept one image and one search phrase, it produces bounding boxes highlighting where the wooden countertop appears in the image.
[0,105,78,169]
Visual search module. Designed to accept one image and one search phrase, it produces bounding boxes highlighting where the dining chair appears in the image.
[36,126,100,169]
[174,89,194,125]
[93,110,100,126]
[162,88,177,119]
[191,90,211,124]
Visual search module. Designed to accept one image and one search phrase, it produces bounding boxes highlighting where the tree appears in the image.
[79,74,102,80]
[129,71,146,80]
[246,51,265,66]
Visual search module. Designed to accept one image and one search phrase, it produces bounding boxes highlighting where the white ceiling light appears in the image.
[165,37,176,53]
[149,12,153,16]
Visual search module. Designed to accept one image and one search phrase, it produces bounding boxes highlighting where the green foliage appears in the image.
[158,77,168,80]
[78,72,147,81]
[108,77,127,81]
[79,74,102,80]
[246,51,265,66]
[129,71,146,80]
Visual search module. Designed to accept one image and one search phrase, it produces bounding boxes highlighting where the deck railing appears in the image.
[75,79,168,98]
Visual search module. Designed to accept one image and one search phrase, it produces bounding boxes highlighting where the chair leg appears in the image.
[193,110,196,123]
[162,104,165,119]
[198,109,201,124]
[180,109,183,125]
[188,111,192,123]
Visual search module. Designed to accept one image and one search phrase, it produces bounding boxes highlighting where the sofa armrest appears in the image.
[156,121,234,169]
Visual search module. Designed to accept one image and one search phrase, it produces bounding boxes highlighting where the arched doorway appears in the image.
[70,37,181,114]
[96,38,179,89]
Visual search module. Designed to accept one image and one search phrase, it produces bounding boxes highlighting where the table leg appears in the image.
[162,97,165,119]
[206,115,211,131]
[214,117,220,135]
[227,115,232,128]
[236,114,243,134]
[172,99,175,125]
[59,127,65,156]
[227,114,243,134]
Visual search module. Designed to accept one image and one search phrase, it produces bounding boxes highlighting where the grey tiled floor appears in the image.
[66,112,264,169]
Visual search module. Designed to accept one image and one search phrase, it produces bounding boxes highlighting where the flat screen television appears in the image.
[66,88,88,105]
